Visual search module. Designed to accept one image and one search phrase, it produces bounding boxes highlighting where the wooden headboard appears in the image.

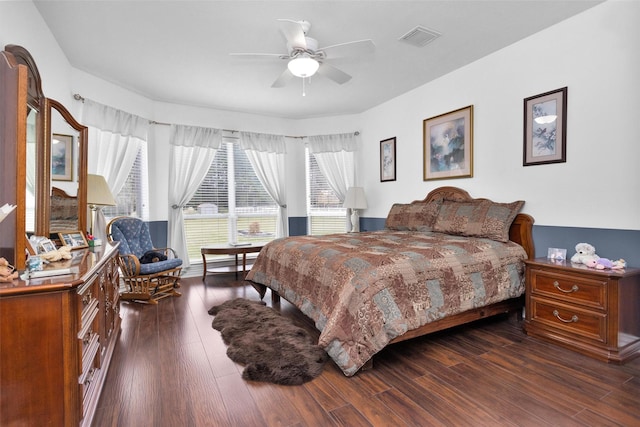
[50,187,79,232]
[416,186,535,259]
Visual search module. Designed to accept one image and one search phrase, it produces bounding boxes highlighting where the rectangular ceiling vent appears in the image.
[399,26,441,47]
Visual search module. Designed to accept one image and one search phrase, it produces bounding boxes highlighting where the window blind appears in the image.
[306,148,346,235]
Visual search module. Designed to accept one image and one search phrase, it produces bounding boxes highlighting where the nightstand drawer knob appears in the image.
[553,281,579,293]
[553,309,578,323]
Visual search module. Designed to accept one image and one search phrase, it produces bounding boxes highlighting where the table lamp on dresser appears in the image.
[87,174,116,243]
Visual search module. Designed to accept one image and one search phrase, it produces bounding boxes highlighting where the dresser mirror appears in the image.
[46,98,88,235]
[3,45,88,268]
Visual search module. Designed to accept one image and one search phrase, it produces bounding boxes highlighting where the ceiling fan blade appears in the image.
[277,19,307,49]
[319,39,375,59]
[229,53,286,59]
[317,63,352,85]
[271,68,293,88]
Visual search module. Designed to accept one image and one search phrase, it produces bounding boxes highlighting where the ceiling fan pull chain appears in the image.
[302,77,306,96]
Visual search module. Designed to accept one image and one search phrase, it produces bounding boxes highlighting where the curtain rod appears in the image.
[73,93,359,140]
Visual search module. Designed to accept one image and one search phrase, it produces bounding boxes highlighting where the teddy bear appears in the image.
[570,242,599,264]
[0,257,19,282]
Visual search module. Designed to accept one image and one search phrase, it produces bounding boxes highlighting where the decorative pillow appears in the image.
[384,200,442,231]
[433,199,524,242]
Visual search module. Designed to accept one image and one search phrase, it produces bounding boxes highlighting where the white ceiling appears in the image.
[34,1,602,120]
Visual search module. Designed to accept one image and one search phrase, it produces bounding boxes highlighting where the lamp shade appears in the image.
[87,174,116,206]
[287,55,319,78]
[343,187,367,209]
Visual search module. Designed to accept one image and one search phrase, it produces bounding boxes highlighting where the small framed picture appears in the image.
[523,87,567,166]
[52,133,73,181]
[58,231,89,250]
[37,238,57,254]
[423,105,473,181]
[380,137,396,182]
[547,247,567,261]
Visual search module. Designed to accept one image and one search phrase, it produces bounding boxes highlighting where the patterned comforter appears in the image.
[246,230,527,376]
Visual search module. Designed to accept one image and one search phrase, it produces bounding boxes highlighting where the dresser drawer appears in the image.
[529,297,607,343]
[529,268,607,310]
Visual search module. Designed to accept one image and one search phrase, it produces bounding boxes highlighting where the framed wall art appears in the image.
[423,105,473,181]
[380,137,396,182]
[58,231,89,249]
[51,133,73,181]
[523,86,567,166]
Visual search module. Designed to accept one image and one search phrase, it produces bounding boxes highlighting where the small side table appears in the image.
[201,243,265,280]
[524,257,640,364]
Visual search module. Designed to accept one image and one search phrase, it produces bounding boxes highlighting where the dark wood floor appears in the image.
[93,274,640,427]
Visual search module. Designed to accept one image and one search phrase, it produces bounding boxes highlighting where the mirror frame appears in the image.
[43,98,88,236]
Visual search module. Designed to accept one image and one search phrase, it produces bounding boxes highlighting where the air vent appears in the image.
[399,26,441,47]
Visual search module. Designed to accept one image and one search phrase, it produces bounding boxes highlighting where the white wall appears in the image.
[3,0,637,231]
[354,0,639,229]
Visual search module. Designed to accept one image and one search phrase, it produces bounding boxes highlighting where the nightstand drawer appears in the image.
[529,268,607,310]
[529,298,607,343]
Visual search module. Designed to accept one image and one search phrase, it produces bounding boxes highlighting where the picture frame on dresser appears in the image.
[51,133,73,181]
[523,87,567,166]
[380,137,396,182]
[58,230,88,249]
[423,105,473,181]
[37,238,57,254]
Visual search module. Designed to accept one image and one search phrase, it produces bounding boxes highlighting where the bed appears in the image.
[246,186,535,376]
[50,187,79,232]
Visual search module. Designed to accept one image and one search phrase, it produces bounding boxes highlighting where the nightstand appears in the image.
[524,258,640,363]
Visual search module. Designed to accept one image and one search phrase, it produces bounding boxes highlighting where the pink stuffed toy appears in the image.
[585,258,626,270]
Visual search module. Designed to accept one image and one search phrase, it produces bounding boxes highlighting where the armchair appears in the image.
[107,216,182,304]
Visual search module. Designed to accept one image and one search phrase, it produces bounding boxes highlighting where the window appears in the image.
[102,142,149,221]
[183,141,278,261]
[306,148,347,235]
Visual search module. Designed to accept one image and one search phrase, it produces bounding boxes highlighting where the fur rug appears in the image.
[208,298,328,385]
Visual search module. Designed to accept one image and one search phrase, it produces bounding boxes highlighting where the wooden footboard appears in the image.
[388,296,525,344]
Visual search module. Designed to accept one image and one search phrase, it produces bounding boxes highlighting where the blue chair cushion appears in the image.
[139,258,183,275]
[109,217,182,275]
[110,217,154,258]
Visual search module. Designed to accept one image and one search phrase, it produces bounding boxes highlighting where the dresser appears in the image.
[524,258,640,363]
[0,243,120,426]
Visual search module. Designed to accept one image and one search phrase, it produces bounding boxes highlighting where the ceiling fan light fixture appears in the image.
[288,55,319,78]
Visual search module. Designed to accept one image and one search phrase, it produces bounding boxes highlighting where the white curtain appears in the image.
[239,131,288,237]
[168,125,222,267]
[307,132,358,204]
[81,99,149,240]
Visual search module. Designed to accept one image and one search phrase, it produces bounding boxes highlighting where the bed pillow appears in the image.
[384,200,442,231]
[433,199,524,242]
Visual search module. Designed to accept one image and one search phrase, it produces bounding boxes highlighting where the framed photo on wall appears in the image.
[58,231,88,250]
[380,137,396,182]
[52,133,73,181]
[523,87,567,166]
[423,105,473,181]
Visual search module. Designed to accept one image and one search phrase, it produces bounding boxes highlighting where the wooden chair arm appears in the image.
[117,253,141,277]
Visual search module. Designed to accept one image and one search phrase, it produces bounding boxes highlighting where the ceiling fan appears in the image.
[230,19,375,91]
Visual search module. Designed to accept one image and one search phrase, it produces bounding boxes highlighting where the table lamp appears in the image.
[343,187,367,232]
[87,174,116,239]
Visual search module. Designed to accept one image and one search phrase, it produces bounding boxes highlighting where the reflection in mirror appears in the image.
[45,99,88,237]
[25,107,37,233]
[49,105,80,232]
